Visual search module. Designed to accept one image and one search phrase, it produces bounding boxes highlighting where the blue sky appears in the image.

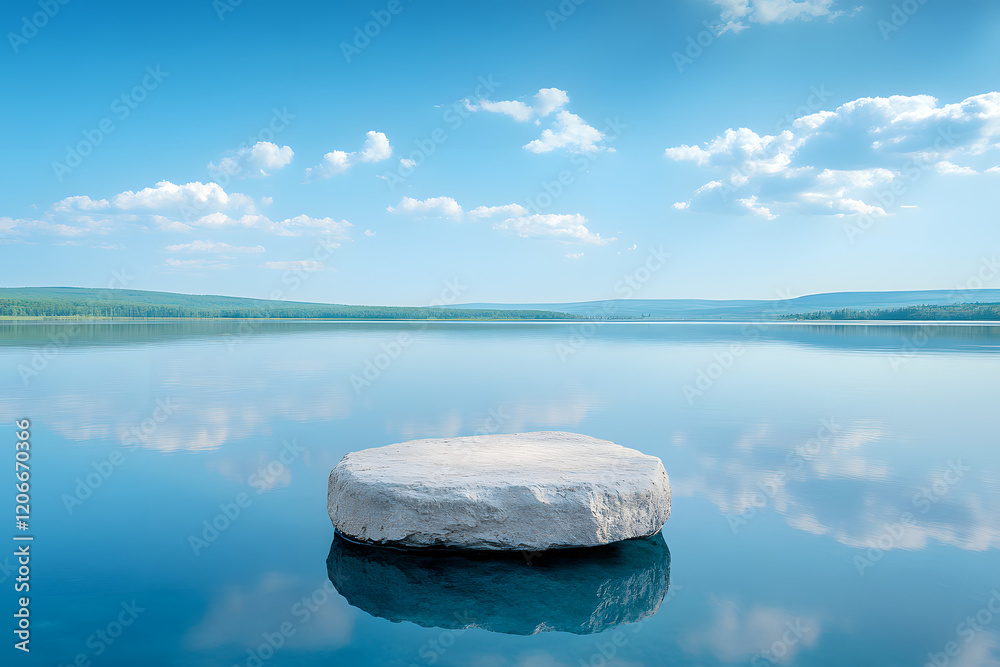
[2,0,1000,305]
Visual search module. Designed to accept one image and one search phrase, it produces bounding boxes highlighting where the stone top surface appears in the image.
[334,431,662,487]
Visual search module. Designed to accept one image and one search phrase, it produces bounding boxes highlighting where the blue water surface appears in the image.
[1,321,999,666]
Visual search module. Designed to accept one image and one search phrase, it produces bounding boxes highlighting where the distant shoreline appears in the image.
[3,317,1000,326]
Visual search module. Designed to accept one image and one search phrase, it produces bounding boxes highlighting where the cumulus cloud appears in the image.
[472,87,570,122]
[666,91,1000,219]
[936,160,977,175]
[2,180,351,240]
[111,180,254,212]
[524,111,608,154]
[306,131,392,180]
[386,196,464,220]
[711,0,846,34]
[208,141,294,179]
[467,203,529,219]
[389,196,613,245]
[469,87,609,154]
[493,212,613,244]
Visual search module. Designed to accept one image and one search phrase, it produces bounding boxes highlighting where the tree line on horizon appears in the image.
[783,302,1000,321]
[0,296,572,320]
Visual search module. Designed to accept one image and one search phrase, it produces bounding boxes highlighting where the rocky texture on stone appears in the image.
[327,431,671,551]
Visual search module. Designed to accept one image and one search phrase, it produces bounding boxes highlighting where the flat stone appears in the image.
[327,431,671,550]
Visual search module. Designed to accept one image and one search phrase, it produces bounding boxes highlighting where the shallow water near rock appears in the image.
[3,320,1000,666]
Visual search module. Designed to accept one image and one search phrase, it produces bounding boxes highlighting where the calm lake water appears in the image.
[2,321,999,666]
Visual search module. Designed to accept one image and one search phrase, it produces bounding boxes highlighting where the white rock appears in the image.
[327,431,671,550]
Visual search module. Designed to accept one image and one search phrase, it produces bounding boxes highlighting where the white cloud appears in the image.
[469,87,608,154]
[111,180,253,212]
[306,131,392,180]
[399,158,416,169]
[492,212,614,245]
[165,240,265,254]
[736,195,777,220]
[208,141,294,179]
[467,203,529,219]
[987,166,1000,174]
[565,252,584,259]
[388,197,613,244]
[936,160,977,175]
[0,215,113,237]
[665,91,1000,219]
[387,196,463,220]
[524,111,607,154]
[470,87,569,122]
[154,212,351,238]
[364,229,375,236]
[2,180,352,241]
[710,0,845,34]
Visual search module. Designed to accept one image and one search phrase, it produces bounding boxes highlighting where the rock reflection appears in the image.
[326,531,670,635]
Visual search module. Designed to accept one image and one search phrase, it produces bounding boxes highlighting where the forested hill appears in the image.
[781,303,1000,321]
[0,287,572,320]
